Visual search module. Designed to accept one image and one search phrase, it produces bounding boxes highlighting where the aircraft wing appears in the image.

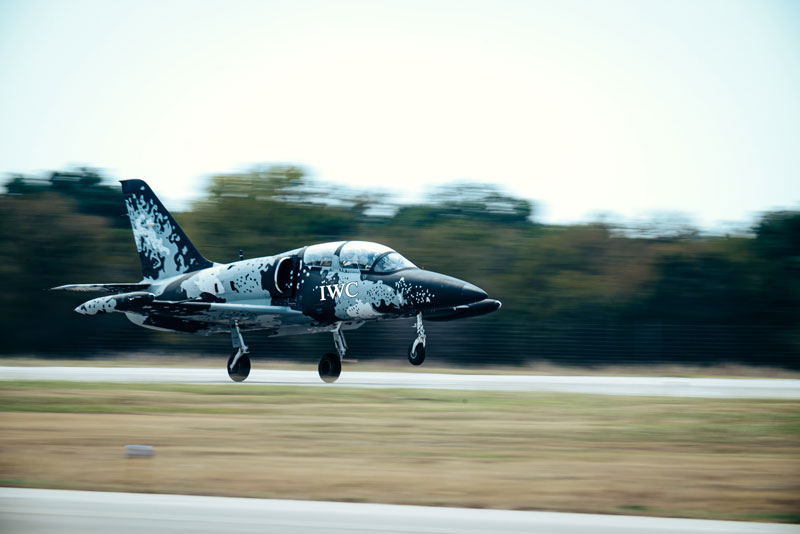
[51,283,151,294]
[142,300,311,328]
[73,291,315,333]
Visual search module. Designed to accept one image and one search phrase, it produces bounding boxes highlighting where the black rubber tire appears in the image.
[318,352,342,383]
[408,341,426,366]
[227,351,251,382]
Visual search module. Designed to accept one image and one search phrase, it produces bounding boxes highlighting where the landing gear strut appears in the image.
[408,313,426,366]
[318,323,344,383]
[227,321,251,382]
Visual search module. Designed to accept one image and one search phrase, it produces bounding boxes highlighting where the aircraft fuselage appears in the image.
[75,243,497,338]
[58,179,501,383]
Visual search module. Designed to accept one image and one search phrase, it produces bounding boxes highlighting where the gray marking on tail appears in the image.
[121,179,212,281]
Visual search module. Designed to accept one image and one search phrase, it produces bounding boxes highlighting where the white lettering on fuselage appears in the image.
[327,284,344,299]
[319,281,359,301]
[345,281,358,297]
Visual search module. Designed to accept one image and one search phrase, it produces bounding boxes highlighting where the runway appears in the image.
[1,366,799,398]
[1,488,796,534]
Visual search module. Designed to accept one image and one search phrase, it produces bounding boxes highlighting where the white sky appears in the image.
[0,0,798,228]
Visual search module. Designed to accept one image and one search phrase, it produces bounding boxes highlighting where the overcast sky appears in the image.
[1,0,798,227]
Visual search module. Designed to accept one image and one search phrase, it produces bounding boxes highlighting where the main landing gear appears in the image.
[408,313,426,366]
[227,317,429,384]
[227,321,251,382]
[318,323,345,383]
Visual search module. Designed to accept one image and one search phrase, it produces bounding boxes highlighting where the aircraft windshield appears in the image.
[338,241,393,270]
[372,252,417,273]
[303,241,416,272]
[303,241,345,267]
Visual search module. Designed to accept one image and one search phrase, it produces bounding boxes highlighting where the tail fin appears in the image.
[121,179,213,281]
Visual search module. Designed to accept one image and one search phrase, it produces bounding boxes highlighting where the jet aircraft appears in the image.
[53,180,501,382]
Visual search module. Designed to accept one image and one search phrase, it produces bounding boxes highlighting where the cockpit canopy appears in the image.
[303,241,344,268]
[339,241,392,270]
[303,241,417,273]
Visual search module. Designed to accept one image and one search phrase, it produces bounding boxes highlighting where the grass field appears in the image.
[1,380,799,523]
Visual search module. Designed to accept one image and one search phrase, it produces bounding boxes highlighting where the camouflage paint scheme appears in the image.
[53,180,500,380]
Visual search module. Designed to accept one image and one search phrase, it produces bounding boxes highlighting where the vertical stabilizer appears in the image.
[121,179,213,281]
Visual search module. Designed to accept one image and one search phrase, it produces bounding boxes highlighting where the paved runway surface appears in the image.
[2,489,797,534]
[1,366,799,398]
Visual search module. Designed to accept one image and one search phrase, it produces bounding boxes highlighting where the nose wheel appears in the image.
[408,313,427,366]
[408,342,426,366]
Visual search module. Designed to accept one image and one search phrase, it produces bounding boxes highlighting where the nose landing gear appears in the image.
[408,313,426,366]
[227,321,251,382]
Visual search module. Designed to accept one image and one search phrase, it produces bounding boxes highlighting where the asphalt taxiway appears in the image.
[1,488,797,534]
[1,366,799,398]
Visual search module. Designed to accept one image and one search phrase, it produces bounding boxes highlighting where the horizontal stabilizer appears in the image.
[51,283,151,294]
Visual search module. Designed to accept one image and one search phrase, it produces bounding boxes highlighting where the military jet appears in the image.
[53,180,501,383]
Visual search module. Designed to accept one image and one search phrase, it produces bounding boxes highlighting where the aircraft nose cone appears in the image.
[460,282,487,303]
[396,269,490,310]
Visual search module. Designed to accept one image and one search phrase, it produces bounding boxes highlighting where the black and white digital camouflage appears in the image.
[54,180,501,382]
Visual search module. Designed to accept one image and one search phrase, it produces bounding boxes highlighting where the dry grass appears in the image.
[1,381,799,523]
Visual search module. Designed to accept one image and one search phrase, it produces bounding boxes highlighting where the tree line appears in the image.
[1,166,797,368]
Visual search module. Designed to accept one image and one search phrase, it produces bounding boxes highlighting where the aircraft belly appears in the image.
[269,321,365,338]
[123,298,317,336]
[125,312,225,335]
[127,311,348,338]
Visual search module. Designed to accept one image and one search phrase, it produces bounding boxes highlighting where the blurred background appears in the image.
[1,165,798,369]
[0,0,798,368]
